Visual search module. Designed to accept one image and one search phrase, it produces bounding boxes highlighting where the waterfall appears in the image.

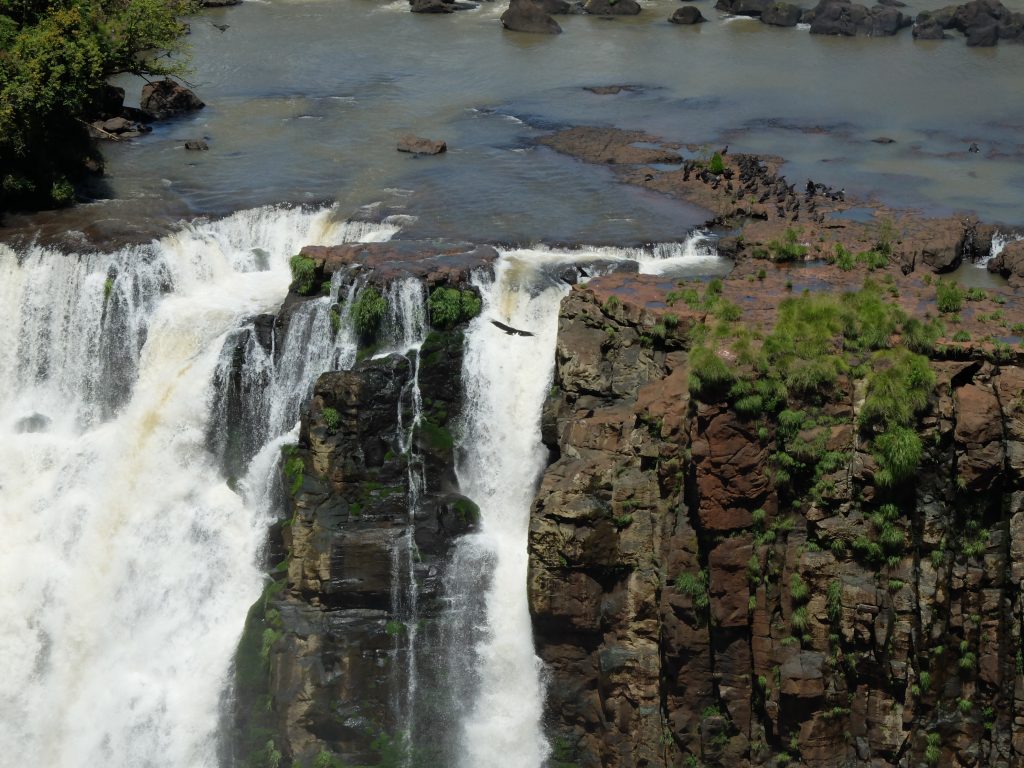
[976,230,1024,268]
[454,256,568,768]
[0,205,400,768]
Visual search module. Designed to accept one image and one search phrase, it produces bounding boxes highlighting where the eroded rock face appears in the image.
[232,273,483,768]
[530,277,1024,768]
[987,239,1024,286]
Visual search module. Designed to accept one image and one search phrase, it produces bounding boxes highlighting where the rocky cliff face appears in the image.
[231,243,493,768]
[530,274,1024,768]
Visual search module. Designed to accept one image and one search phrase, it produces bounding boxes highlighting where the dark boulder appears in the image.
[715,0,770,16]
[966,20,998,43]
[140,79,205,120]
[185,139,210,151]
[669,4,707,22]
[761,1,803,25]
[807,0,909,35]
[410,0,476,13]
[913,16,948,37]
[201,0,241,6]
[585,0,642,14]
[397,135,448,154]
[538,0,574,12]
[501,0,563,31]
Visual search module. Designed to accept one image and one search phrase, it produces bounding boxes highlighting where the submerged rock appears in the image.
[397,134,448,154]
[669,5,707,23]
[585,0,642,15]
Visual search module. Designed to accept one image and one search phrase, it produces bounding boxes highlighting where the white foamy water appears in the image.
[0,205,397,768]
[976,230,1024,268]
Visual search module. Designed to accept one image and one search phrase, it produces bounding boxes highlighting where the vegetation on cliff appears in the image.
[0,0,194,210]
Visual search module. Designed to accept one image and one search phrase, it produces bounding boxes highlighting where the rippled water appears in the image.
[3,0,1023,245]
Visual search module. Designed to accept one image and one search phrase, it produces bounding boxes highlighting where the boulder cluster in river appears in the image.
[490,0,1024,44]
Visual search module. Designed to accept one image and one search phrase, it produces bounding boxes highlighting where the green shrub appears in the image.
[708,152,725,174]
[790,606,808,633]
[827,579,842,623]
[873,426,923,487]
[859,348,935,432]
[964,287,987,302]
[689,347,735,396]
[352,286,388,342]
[674,570,709,611]
[834,244,855,271]
[322,406,340,432]
[428,286,482,330]
[936,280,964,314]
[769,229,809,263]
[790,573,809,603]
[288,254,318,296]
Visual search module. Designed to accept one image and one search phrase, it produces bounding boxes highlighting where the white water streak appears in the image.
[0,205,397,768]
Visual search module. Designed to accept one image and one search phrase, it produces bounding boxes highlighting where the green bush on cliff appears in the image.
[288,254,318,295]
[352,285,388,342]
[428,286,482,330]
[708,151,725,174]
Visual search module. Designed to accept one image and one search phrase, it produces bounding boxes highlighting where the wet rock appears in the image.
[184,139,209,151]
[88,115,152,140]
[669,5,707,22]
[761,1,804,25]
[201,0,241,6]
[396,134,448,154]
[14,413,50,433]
[139,79,205,120]
[500,0,563,31]
[987,239,1024,286]
[585,0,641,14]
[299,240,497,286]
[806,0,910,35]
[715,0,770,16]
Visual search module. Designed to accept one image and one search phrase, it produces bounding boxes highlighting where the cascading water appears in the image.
[0,205,400,768]
[454,257,568,768]
[976,230,1024,268]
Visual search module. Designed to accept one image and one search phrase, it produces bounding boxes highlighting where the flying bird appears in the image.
[491,320,534,337]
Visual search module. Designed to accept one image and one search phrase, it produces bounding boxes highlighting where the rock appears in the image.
[761,1,803,25]
[14,413,50,433]
[185,139,209,151]
[716,0,770,15]
[396,134,448,154]
[966,20,998,43]
[806,0,909,35]
[201,0,241,6]
[986,239,1024,286]
[669,4,706,22]
[410,0,476,13]
[411,0,456,11]
[913,16,948,37]
[101,117,132,133]
[871,136,896,143]
[500,0,563,29]
[585,0,641,14]
[139,79,205,120]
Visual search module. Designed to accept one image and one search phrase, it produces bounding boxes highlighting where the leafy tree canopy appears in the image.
[0,0,196,210]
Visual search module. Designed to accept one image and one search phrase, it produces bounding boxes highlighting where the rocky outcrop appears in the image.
[530,274,1024,768]
[987,240,1024,286]
[761,1,804,26]
[804,0,911,36]
[231,250,491,768]
[501,0,564,33]
[913,0,1024,45]
[139,79,205,120]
